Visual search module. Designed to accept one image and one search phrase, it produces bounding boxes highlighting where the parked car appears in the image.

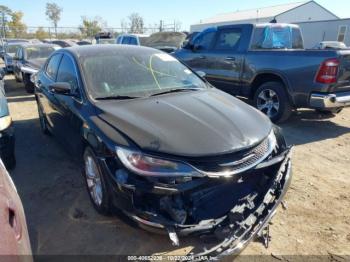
[33,45,292,259]
[0,69,15,169]
[312,41,348,50]
[0,158,32,257]
[13,43,60,93]
[143,32,187,53]
[96,38,115,45]
[116,34,149,46]
[76,40,92,46]
[173,23,350,122]
[50,40,77,48]
[3,42,28,72]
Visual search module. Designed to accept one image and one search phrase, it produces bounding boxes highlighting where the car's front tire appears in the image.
[23,74,34,93]
[37,103,50,135]
[83,147,113,216]
[253,81,293,123]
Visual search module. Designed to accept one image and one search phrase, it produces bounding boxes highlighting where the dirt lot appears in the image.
[3,68,350,260]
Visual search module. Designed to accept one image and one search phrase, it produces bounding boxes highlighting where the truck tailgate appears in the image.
[334,50,350,92]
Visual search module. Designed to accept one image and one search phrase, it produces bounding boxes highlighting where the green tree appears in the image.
[79,16,102,38]
[35,27,49,40]
[0,5,13,38]
[7,11,27,38]
[45,2,62,38]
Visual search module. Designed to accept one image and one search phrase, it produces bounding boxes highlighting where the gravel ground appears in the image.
[3,68,350,261]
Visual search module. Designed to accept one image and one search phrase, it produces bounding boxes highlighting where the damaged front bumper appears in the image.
[100,146,292,260]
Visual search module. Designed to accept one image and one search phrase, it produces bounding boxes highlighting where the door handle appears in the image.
[225,56,236,61]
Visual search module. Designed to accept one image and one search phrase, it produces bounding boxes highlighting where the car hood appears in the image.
[94,89,272,157]
[26,58,46,70]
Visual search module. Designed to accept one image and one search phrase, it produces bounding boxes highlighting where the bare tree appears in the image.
[128,13,144,34]
[79,16,102,38]
[45,2,62,38]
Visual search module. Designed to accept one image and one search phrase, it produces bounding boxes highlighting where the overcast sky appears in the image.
[2,0,349,31]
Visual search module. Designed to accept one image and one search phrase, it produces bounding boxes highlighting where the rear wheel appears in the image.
[83,147,113,215]
[23,74,34,93]
[253,81,292,123]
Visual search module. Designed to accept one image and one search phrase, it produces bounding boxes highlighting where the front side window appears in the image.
[193,29,216,50]
[81,50,208,99]
[214,29,242,50]
[56,55,78,92]
[46,54,62,80]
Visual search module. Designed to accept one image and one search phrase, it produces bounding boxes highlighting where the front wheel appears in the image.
[83,147,113,216]
[37,102,50,135]
[253,81,293,123]
[23,74,34,93]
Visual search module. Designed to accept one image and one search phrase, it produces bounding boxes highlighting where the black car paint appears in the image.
[0,70,15,169]
[34,45,292,258]
[173,24,350,108]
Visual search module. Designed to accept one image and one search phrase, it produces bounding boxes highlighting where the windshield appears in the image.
[81,49,207,99]
[25,46,58,60]
[5,45,21,54]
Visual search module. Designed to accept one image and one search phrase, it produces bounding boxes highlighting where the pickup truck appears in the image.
[173,23,350,122]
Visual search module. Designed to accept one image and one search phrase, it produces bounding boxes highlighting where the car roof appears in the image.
[63,44,160,59]
[22,43,59,48]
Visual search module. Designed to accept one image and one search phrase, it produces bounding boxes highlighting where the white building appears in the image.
[190,1,350,48]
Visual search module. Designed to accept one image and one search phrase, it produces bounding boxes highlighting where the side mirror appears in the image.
[196,71,206,78]
[0,69,5,80]
[49,82,72,95]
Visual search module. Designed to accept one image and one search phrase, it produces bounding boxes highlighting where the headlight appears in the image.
[0,116,12,131]
[116,147,203,177]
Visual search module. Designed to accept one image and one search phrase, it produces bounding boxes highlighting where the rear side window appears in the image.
[56,55,78,92]
[214,29,242,50]
[45,54,62,80]
[251,26,304,49]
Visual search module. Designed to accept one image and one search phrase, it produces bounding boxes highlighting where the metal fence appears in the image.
[0,22,180,41]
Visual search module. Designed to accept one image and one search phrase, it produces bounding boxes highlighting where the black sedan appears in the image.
[0,69,15,169]
[13,43,60,93]
[33,45,292,259]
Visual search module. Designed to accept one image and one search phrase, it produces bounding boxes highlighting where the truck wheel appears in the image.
[316,108,343,115]
[254,81,292,123]
[23,74,34,94]
[83,147,113,216]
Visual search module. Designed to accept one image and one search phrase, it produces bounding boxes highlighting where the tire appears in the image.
[83,147,113,216]
[23,74,34,93]
[316,108,343,115]
[253,81,293,123]
[15,72,21,82]
[37,102,50,135]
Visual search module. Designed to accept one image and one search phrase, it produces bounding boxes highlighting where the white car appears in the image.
[116,34,149,46]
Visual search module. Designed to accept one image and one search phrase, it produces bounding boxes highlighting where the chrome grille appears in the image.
[188,132,275,177]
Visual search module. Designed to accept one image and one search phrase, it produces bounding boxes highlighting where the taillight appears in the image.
[316,58,340,84]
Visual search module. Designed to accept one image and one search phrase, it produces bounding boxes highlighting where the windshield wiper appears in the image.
[150,88,199,97]
[95,95,140,100]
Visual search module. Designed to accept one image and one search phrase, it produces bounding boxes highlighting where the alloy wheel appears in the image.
[256,89,280,118]
[85,155,103,206]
